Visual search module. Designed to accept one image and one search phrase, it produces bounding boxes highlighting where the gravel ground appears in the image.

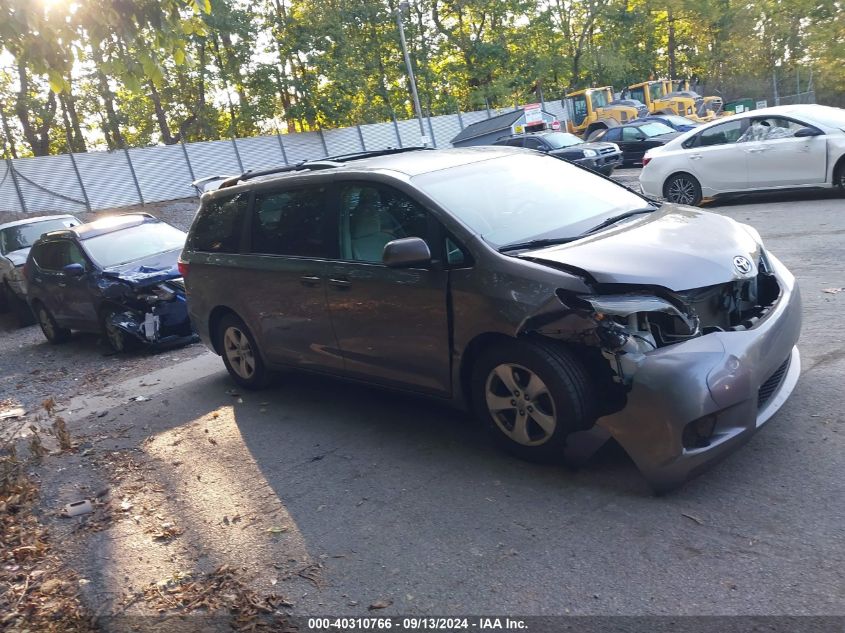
[0,312,207,442]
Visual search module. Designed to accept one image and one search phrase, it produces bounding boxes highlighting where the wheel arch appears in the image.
[832,153,845,188]
[662,170,702,198]
[208,305,240,355]
[458,331,621,416]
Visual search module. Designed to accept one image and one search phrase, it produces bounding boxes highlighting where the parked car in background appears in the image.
[640,104,845,205]
[493,131,623,175]
[641,114,699,132]
[24,214,196,351]
[180,146,801,492]
[0,214,82,323]
[588,121,681,166]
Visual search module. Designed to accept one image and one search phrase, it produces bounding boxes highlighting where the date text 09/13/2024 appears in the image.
[307,617,526,630]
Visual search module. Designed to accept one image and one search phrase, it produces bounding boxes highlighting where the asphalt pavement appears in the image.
[53,183,845,618]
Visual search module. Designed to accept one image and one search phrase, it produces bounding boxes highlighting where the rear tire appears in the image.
[470,338,596,462]
[0,282,8,314]
[664,173,703,206]
[34,302,71,344]
[217,313,271,389]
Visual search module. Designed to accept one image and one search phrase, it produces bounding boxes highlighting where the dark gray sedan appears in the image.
[180,146,801,493]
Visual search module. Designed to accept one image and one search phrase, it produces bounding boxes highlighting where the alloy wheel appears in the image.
[667,177,697,204]
[223,326,256,380]
[485,363,557,446]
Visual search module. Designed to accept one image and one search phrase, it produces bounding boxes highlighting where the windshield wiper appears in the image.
[579,206,659,236]
[498,237,578,253]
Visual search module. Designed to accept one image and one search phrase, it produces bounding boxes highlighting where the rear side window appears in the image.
[250,186,333,258]
[189,193,248,253]
[696,120,746,147]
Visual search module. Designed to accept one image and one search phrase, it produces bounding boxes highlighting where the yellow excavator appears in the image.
[662,79,724,119]
[563,86,641,138]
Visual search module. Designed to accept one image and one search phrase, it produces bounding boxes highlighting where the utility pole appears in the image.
[393,2,429,147]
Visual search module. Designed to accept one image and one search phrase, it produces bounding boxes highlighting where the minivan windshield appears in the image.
[413,153,648,247]
[83,222,186,267]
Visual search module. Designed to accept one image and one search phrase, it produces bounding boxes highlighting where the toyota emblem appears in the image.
[733,255,753,275]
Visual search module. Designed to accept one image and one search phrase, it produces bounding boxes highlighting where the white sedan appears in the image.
[639,104,845,205]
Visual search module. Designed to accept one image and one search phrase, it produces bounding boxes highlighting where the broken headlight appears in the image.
[136,283,176,304]
[577,292,700,384]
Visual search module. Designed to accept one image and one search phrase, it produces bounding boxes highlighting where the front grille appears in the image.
[758,356,790,409]
[600,147,616,155]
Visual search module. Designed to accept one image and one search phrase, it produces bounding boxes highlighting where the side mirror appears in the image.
[382,237,431,268]
[794,127,822,138]
[62,263,85,277]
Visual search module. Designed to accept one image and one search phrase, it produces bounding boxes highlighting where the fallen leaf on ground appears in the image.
[822,287,844,294]
[369,599,392,610]
[682,512,704,525]
[267,526,289,534]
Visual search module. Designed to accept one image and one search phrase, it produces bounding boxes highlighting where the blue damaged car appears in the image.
[24,213,197,351]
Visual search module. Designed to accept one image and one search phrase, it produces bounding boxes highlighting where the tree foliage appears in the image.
[0,0,842,157]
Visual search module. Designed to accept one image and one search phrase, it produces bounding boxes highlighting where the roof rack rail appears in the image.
[218,146,432,189]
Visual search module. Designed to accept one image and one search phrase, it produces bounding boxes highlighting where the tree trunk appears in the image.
[89,47,126,149]
[62,85,87,152]
[0,103,19,158]
[667,7,677,79]
[149,82,177,144]
[15,63,57,157]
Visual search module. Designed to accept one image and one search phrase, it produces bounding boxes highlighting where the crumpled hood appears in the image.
[522,205,761,291]
[102,248,182,287]
[4,248,30,267]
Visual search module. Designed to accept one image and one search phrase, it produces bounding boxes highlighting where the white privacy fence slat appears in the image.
[0,102,568,220]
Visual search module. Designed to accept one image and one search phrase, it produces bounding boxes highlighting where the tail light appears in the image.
[177,259,190,277]
[642,156,652,167]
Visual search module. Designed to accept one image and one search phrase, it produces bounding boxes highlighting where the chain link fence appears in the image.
[1,101,568,221]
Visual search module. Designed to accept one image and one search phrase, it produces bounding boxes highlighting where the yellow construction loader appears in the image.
[626,80,710,121]
[563,86,641,138]
[663,79,724,119]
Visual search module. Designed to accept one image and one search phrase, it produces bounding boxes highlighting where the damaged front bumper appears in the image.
[108,294,198,349]
[566,255,802,493]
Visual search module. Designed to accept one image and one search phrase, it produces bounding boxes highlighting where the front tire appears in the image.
[470,338,596,462]
[664,173,703,206]
[101,308,137,353]
[834,160,845,192]
[34,302,71,344]
[217,313,271,389]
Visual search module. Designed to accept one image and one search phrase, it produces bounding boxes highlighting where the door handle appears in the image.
[328,278,351,289]
[689,154,702,160]
[299,275,321,287]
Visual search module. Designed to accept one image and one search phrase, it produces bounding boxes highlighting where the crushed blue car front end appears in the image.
[103,265,198,349]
